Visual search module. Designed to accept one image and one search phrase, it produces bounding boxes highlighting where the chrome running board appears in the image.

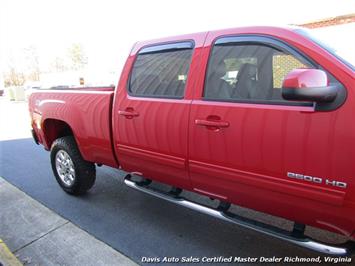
[124,175,355,256]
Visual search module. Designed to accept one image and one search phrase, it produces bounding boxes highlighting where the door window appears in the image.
[204,43,311,103]
[129,42,193,98]
[272,53,308,88]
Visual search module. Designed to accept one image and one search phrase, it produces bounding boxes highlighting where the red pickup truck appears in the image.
[29,26,355,255]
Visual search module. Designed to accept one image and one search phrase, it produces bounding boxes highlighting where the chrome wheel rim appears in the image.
[55,150,76,186]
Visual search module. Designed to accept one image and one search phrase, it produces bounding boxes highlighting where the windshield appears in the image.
[295,25,355,71]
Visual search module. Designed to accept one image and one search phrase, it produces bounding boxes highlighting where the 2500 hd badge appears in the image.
[287,172,347,188]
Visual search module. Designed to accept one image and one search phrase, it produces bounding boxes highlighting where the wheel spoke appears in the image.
[68,174,74,181]
[55,150,76,186]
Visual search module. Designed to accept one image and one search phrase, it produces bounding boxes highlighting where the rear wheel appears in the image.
[50,136,96,195]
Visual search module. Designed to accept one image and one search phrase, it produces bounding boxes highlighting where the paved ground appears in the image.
[0,238,22,266]
[0,97,353,265]
[0,177,137,266]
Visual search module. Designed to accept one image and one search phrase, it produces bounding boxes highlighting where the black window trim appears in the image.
[202,34,319,107]
[138,41,194,55]
[127,40,195,100]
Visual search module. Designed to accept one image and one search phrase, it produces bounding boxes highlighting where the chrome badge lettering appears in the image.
[287,172,347,189]
[325,179,347,189]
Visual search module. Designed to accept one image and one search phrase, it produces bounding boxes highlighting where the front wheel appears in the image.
[50,136,96,195]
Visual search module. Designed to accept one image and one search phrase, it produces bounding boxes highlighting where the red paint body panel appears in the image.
[111,32,206,189]
[29,27,355,239]
[188,27,355,237]
[29,90,118,168]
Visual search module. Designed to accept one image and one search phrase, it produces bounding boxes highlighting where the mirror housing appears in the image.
[282,69,337,103]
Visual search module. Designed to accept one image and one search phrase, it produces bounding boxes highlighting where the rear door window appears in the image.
[129,42,194,98]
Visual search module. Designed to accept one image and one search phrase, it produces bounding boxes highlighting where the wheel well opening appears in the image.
[43,119,74,148]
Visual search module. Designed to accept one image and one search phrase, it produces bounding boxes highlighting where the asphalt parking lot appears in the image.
[0,97,352,265]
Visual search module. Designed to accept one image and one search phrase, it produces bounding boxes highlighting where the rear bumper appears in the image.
[31,129,39,145]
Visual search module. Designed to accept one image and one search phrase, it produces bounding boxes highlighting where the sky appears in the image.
[0,0,354,85]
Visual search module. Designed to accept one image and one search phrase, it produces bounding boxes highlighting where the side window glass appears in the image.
[204,43,312,103]
[273,53,308,88]
[129,43,193,98]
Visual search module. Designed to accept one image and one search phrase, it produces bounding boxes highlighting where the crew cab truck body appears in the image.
[29,26,355,255]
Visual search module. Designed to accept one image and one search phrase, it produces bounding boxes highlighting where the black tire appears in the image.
[50,136,96,195]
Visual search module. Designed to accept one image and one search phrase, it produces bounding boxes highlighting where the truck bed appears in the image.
[29,89,117,167]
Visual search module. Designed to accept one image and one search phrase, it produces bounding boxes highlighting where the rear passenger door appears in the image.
[114,41,195,188]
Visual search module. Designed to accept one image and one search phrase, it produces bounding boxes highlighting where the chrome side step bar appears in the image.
[124,175,355,256]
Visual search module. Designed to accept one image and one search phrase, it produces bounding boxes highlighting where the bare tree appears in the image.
[24,45,40,81]
[67,43,88,70]
[4,67,25,86]
[50,56,69,72]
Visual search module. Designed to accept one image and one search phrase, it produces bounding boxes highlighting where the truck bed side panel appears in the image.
[29,90,118,167]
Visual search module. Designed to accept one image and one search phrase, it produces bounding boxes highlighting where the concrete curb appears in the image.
[0,239,23,266]
[0,177,137,266]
